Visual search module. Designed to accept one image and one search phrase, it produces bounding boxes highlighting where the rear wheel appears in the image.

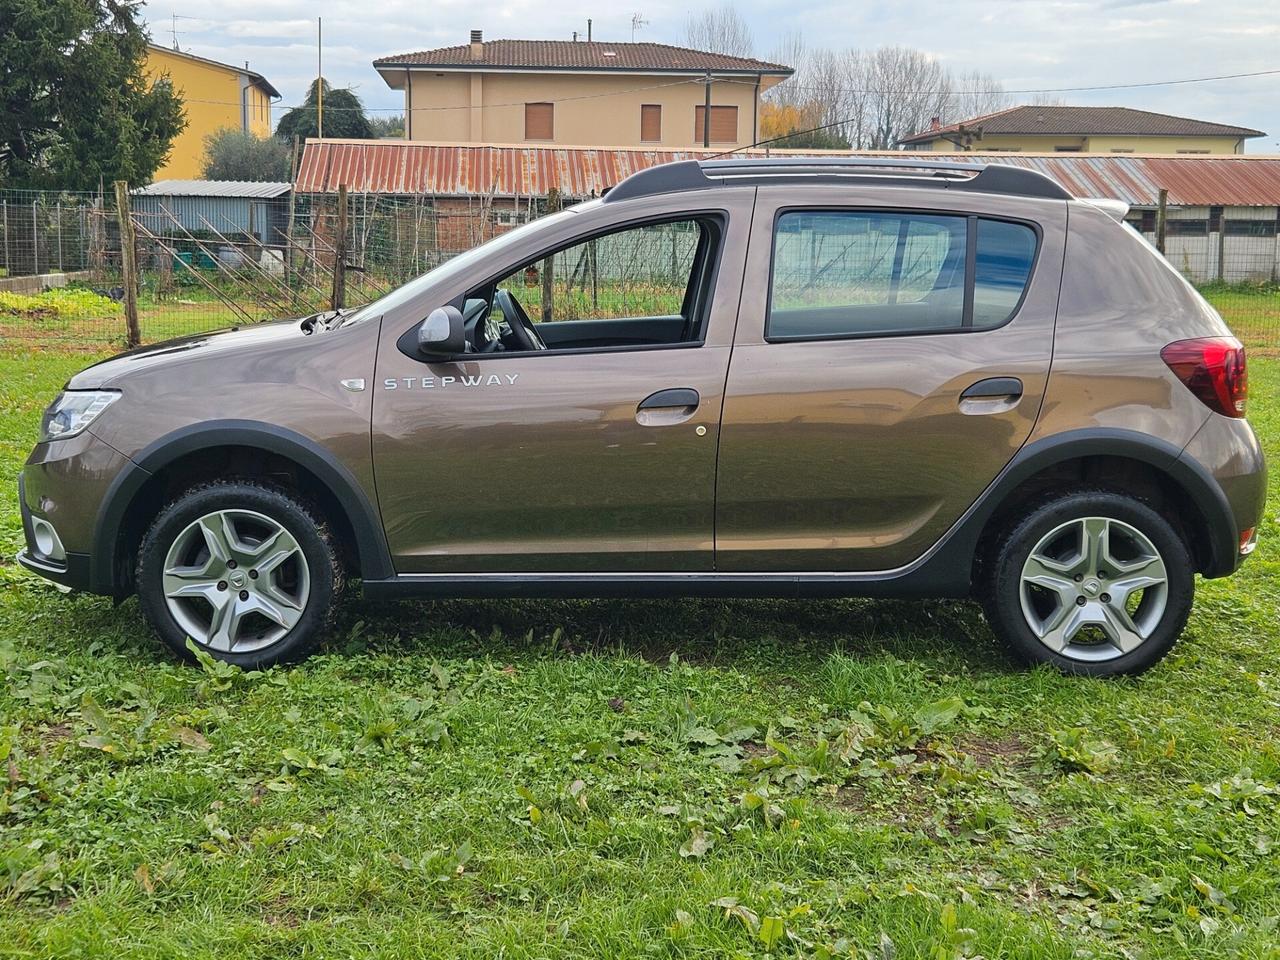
[136,481,342,668]
[982,490,1194,676]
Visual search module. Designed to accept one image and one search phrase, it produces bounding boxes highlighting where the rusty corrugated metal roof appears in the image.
[294,139,1280,207]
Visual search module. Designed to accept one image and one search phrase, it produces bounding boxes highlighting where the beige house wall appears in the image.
[913,132,1245,154]
[402,70,764,148]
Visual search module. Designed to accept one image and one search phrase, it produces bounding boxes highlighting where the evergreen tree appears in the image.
[275,80,374,141]
[0,0,185,189]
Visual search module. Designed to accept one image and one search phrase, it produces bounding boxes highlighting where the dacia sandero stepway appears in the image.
[18,158,1264,675]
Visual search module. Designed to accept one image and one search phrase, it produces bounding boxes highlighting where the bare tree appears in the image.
[762,38,1026,149]
[684,5,754,56]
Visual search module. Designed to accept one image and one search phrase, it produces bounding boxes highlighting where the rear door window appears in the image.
[767,210,1037,340]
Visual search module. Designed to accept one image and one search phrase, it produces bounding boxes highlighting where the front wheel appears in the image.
[982,490,1194,677]
[136,481,343,668]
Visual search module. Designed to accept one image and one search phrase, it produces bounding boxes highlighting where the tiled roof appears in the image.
[293,139,1280,207]
[374,39,791,75]
[900,105,1264,143]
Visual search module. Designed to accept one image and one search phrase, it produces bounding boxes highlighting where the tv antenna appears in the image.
[630,13,649,41]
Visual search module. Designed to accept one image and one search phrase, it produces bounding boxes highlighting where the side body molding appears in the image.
[91,420,393,593]
[359,427,1238,600]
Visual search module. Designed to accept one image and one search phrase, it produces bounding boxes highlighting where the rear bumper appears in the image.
[1178,414,1267,578]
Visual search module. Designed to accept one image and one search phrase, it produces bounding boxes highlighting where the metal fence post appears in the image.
[330,183,348,310]
[56,201,63,272]
[32,201,39,275]
[114,181,142,348]
[1155,188,1168,255]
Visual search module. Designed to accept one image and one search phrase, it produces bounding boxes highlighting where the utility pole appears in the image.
[317,18,324,139]
[703,70,712,148]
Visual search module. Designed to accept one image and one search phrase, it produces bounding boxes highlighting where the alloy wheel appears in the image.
[1019,516,1168,662]
[162,509,310,653]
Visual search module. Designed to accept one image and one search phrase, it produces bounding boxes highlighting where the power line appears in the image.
[720,65,1280,97]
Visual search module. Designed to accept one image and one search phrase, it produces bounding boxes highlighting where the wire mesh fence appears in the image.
[0,186,1277,351]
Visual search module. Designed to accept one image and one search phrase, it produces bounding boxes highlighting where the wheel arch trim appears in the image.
[90,420,393,593]
[956,426,1236,579]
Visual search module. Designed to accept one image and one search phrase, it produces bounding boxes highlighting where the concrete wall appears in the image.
[404,70,764,148]
[1130,205,1280,283]
[0,271,94,294]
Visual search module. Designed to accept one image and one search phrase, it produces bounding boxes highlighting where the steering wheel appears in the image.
[494,289,547,352]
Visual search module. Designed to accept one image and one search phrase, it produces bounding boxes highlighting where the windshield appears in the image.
[340,207,585,326]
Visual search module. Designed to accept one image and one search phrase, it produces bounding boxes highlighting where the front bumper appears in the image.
[17,432,133,595]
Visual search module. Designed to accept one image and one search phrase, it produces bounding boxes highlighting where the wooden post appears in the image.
[540,189,561,323]
[1155,188,1168,255]
[330,183,348,310]
[114,181,142,348]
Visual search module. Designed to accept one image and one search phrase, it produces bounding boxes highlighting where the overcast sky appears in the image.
[142,0,1280,151]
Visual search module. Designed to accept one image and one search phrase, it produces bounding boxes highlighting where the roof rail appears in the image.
[603,157,1072,203]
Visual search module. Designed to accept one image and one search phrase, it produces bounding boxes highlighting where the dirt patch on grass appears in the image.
[955,732,1032,769]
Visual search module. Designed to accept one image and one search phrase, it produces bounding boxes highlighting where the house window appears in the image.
[1053,145,1083,152]
[1165,220,1208,236]
[1223,220,1274,239]
[641,104,662,142]
[1176,149,1210,155]
[525,103,554,141]
[1110,148,1135,153]
[1223,219,1279,237]
[693,105,738,144]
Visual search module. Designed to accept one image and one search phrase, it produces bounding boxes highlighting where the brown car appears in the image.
[18,158,1264,675]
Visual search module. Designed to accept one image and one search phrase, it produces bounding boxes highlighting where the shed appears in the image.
[132,180,292,248]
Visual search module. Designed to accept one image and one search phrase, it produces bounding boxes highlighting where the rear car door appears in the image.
[715,185,1067,572]
[371,189,754,573]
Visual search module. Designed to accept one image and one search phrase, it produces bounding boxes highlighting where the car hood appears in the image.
[67,317,317,389]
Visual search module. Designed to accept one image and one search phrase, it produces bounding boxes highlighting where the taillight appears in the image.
[1160,337,1248,418]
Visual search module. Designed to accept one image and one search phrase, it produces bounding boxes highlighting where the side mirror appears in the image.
[417,305,466,360]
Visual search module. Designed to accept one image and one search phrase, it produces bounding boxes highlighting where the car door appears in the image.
[715,185,1067,572]
[371,188,754,573]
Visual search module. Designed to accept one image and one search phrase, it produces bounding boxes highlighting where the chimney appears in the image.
[929,116,940,132]
[469,29,483,60]
[587,19,592,41]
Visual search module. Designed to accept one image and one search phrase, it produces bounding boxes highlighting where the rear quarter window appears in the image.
[767,210,1038,341]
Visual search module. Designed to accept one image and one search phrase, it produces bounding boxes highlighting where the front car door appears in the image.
[371,187,755,573]
[716,184,1067,572]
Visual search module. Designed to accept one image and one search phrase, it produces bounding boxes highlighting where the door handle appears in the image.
[636,388,700,426]
[960,377,1023,400]
[959,377,1023,415]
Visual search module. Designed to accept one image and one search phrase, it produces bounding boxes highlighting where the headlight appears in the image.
[38,390,121,443]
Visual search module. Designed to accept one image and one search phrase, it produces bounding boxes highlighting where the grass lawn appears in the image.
[0,316,1278,957]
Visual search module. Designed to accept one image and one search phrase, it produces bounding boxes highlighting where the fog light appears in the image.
[30,517,66,563]
[1239,527,1258,556]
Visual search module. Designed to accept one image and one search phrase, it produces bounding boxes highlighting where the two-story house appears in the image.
[145,44,281,179]
[899,105,1264,154]
[373,31,792,150]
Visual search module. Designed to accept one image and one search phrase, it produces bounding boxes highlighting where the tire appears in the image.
[136,480,343,668]
[981,489,1194,677]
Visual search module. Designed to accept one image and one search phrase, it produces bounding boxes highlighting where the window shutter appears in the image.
[525,103,553,141]
[641,104,662,142]
[693,105,738,144]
